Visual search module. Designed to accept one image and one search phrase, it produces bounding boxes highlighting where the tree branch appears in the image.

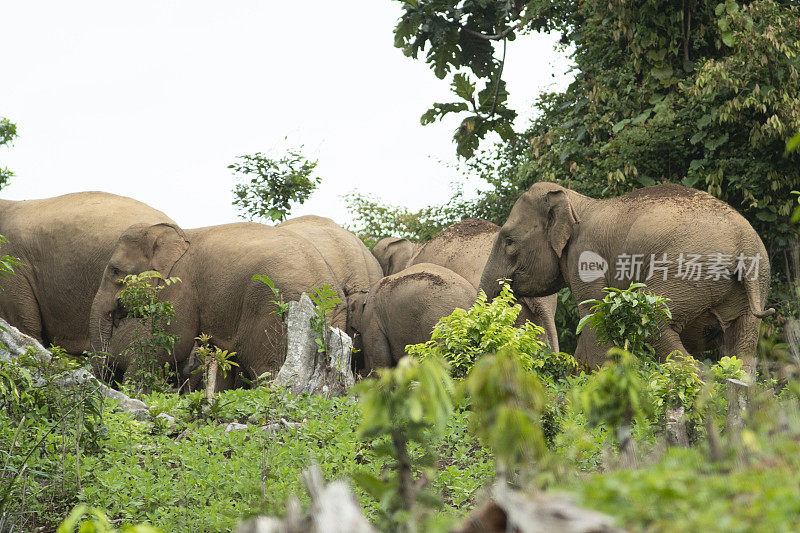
[489,38,508,119]
[461,22,522,41]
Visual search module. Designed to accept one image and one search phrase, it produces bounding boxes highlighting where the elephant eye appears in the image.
[504,237,513,247]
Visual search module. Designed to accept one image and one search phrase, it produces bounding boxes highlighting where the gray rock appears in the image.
[223,422,249,433]
[0,317,151,419]
[274,294,355,397]
[156,412,177,425]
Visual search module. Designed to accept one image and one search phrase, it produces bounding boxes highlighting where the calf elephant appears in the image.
[278,215,383,338]
[410,218,559,351]
[89,222,346,388]
[349,263,476,373]
[479,182,772,371]
[371,237,419,276]
[0,192,176,353]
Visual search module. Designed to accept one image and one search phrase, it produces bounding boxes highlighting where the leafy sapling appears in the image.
[253,274,289,319]
[577,282,672,358]
[353,356,454,532]
[192,333,238,400]
[308,284,342,355]
[579,348,651,462]
[117,271,181,393]
[462,348,547,485]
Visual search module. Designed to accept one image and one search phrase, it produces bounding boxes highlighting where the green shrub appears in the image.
[462,349,546,481]
[577,282,672,358]
[579,349,651,449]
[353,356,455,531]
[405,281,548,378]
[648,352,704,426]
[117,271,180,393]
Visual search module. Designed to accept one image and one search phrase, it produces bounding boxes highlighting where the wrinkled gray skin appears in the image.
[409,218,559,351]
[89,222,346,389]
[0,192,175,354]
[350,263,477,373]
[278,215,383,340]
[371,237,420,276]
[479,182,773,372]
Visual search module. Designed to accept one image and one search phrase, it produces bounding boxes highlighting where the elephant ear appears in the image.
[145,223,190,276]
[546,190,579,258]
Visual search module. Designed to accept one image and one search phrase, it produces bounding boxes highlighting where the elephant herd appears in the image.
[0,181,773,392]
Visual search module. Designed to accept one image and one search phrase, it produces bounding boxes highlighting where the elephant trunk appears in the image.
[479,236,507,302]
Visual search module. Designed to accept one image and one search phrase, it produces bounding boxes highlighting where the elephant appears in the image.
[479,182,773,372]
[0,192,176,354]
[409,218,559,351]
[278,215,384,338]
[349,263,477,373]
[371,237,420,276]
[89,221,347,388]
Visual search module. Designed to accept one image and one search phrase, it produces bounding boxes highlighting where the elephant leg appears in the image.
[722,313,759,377]
[652,325,691,362]
[574,327,612,370]
[364,322,392,374]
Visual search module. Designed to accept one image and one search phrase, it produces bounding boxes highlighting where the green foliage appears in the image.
[397,0,800,258]
[406,281,549,378]
[343,191,469,247]
[0,235,24,289]
[462,349,546,477]
[253,274,289,319]
[57,505,161,533]
[308,284,342,354]
[117,271,180,393]
[529,348,578,383]
[711,355,747,384]
[229,146,320,223]
[192,333,238,397]
[648,352,705,425]
[0,117,17,188]
[353,356,455,531]
[0,347,106,528]
[579,348,650,446]
[577,282,672,358]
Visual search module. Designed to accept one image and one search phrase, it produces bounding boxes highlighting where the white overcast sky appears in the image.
[0,1,573,229]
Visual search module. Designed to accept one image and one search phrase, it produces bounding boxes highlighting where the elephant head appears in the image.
[372,237,419,276]
[89,222,189,377]
[479,183,580,301]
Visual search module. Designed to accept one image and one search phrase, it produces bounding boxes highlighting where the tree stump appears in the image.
[665,405,689,447]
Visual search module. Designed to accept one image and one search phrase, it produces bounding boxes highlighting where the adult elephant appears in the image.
[0,192,176,354]
[409,218,559,351]
[371,237,419,276]
[479,182,772,371]
[278,215,383,338]
[349,263,476,372]
[89,222,346,388]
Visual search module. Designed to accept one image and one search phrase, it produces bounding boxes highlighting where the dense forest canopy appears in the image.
[383,0,800,254]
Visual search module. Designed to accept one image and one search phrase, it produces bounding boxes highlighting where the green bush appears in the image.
[577,282,671,358]
[405,282,550,378]
[117,271,180,393]
[648,352,704,427]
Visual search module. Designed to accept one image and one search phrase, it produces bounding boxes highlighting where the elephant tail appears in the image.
[743,272,774,318]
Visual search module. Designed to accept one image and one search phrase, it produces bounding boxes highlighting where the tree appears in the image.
[0,117,18,189]
[393,0,800,253]
[229,145,320,224]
